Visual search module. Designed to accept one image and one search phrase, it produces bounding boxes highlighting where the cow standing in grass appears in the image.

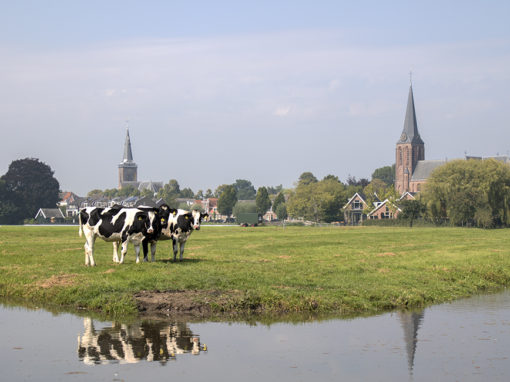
[165,209,208,261]
[79,205,156,266]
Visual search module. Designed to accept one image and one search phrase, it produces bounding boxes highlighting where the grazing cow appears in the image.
[167,209,208,261]
[79,205,156,266]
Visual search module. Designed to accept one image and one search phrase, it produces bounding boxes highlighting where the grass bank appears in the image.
[1,225,510,319]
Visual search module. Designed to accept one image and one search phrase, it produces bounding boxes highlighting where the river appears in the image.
[1,290,509,381]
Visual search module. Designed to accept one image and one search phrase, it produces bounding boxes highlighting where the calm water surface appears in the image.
[1,290,510,381]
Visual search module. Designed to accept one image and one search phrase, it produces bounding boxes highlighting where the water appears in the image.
[1,290,510,381]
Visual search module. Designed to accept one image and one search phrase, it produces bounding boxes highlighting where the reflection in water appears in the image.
[77,318,206,365]
[398,310,424,377]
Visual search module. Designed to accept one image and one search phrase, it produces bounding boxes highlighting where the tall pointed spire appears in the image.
[397,85,424,145]
[123,125,134,163]
[118,122,138,189]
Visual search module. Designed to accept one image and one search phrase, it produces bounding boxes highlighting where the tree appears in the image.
[272,192,286,214]
[195,190,204,199]
[0,158,60,224]
[255,187,271,216]
[287,175,346,223]
[157,179,181,206]
[266,185,283,195]
[0,179,20,224]
[347,175,369,187]
[233,179,256,200]
[422,159,510,227]
[217,185,238,217]
[118,185,139,197]
[275,203,288,221]
[87,189,104,198]
[180,187,194,198]
[362,179,399,215]
[297,172,318,187]
[371,165,395,186]
[398,199,426,227]
[205,189,214,198]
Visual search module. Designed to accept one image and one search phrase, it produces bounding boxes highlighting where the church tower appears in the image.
[395,85,424,194]
[118,127,138,189]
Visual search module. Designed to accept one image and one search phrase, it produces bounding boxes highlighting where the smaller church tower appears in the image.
[118,127,138,189]
[395,85,425,194]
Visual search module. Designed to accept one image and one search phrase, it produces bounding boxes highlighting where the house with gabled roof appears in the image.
[368,199,401,220]
[34,208,65,223]
[343,192,369,225]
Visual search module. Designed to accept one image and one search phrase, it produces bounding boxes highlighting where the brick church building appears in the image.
[395,85,446,194]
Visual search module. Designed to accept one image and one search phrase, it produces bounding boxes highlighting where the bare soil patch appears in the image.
[134,289,249,319]
[38,274,79,288]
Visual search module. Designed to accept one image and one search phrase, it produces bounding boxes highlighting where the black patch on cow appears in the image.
[172,212,194,234]
[88,208,105,226]
[79,210,90,226]
[98,211,126,238]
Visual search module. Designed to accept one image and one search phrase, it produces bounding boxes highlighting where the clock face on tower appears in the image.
[400,133,407,141]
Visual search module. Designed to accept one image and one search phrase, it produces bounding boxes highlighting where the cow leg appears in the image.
[84,232,96,266]
[172,238,178,261]
[112,241,120,263]
[150,242,157,262]
[134,244,141,264]
[142,240,149,262]
[179,241,186,261]
[119,241,128,264]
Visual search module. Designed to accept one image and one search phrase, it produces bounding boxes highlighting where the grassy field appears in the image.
[1,225,510,319]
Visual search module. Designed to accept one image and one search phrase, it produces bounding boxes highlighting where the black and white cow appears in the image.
[79,205,156,266]
[167,209,208,261]
[137,204,175,262]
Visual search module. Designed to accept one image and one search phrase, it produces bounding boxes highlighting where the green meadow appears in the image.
[1,225,510,319]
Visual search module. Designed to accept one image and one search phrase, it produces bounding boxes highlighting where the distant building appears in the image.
[118,128,138,189]
[34,208,65,223]
[118,126,163,193]
[395,85,425,194]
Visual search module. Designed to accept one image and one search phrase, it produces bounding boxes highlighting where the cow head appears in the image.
[134,211,154,234]
[157,204,176,230]
[191,210,209,230]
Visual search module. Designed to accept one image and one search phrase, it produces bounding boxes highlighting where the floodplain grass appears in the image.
[1,225,510,319]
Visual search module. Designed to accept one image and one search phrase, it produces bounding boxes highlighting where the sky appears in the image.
[1,0,509,195]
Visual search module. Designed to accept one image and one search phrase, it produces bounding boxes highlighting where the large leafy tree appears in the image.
[217,184,238,217]
[233,179,256,200]
[0,158,60,224]
[255,187,271,215]
[371,164,395,186]
[287,174,346,223]
[423,159,510,227]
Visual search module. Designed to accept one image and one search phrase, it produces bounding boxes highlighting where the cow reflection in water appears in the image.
[78,318,204,365]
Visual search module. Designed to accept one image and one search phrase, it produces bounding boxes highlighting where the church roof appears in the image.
[122,128,134,163]
[410,160,447,181]
[397,86,424,145]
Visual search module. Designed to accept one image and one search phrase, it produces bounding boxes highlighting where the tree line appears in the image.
[3,157,510,228]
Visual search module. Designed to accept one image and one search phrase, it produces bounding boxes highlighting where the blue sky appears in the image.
[1,1,509,195]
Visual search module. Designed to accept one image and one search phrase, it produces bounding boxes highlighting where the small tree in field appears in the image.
[217,185,238,218]
[255,187,271,216]
[398,199,426,227]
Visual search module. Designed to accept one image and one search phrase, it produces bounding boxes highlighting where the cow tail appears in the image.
[78,211,83,237]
